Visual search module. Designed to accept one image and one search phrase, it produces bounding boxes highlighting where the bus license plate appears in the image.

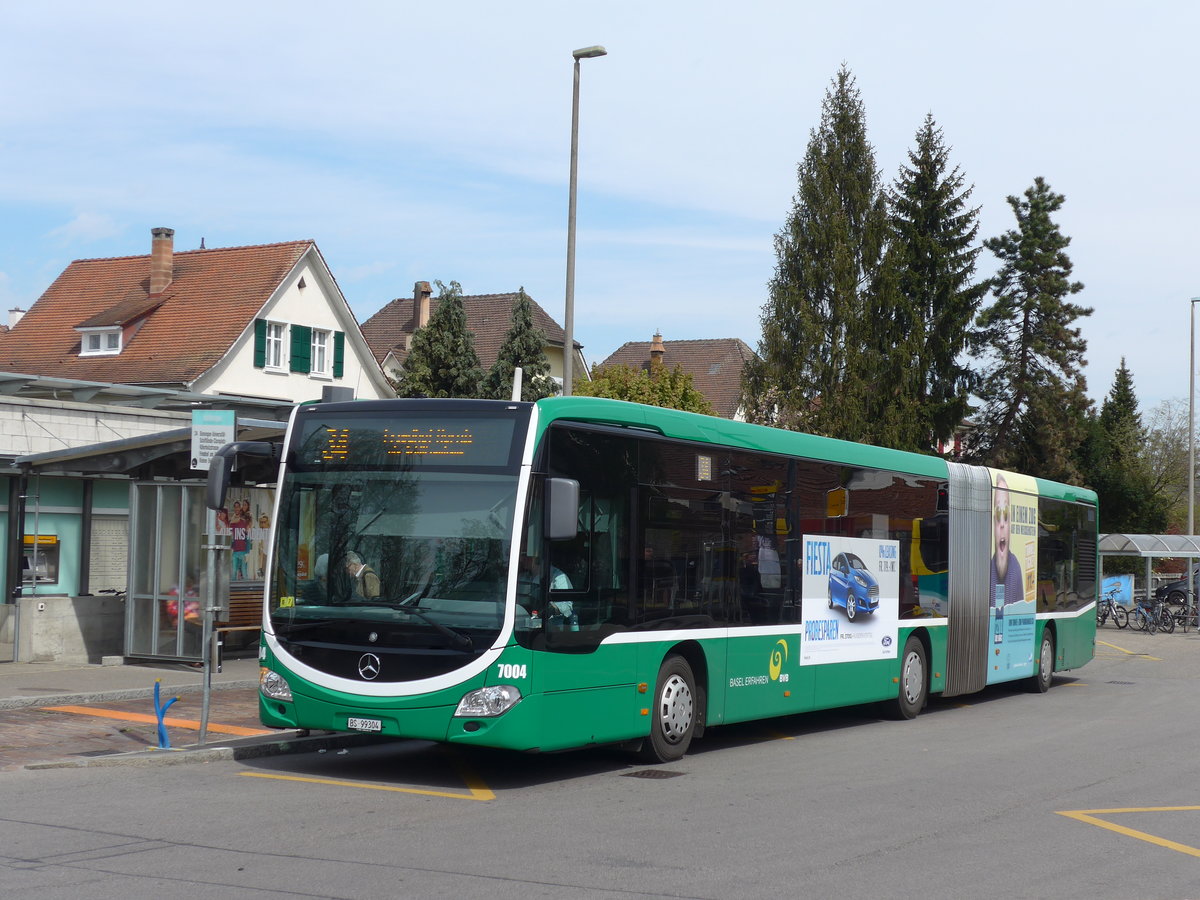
[347,717,382,732]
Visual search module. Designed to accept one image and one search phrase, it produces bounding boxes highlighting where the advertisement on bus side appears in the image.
[800,535,900,665]
[987,469,1038,684]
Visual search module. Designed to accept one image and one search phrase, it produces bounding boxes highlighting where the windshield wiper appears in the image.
[352,602,474,652]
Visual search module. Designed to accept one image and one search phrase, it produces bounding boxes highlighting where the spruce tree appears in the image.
[970,177,1092,477]
[890,114,987,448]
[1084,360,1166,532]
[482,288,556,401]
[393,280,484,398]
[744,66,903,445]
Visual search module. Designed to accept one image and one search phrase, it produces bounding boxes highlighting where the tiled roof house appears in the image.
[0,227,393,402]
[596,333,755,420]
[361,282,586,388]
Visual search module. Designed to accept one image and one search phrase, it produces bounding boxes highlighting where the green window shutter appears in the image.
[290,325,312,373]
[253,318,267,368]
[333,331,345,378]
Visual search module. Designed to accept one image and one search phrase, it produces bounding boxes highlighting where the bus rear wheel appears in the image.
[640,655,696,763]
[887,636,927,720]
[1028,629,1054,693]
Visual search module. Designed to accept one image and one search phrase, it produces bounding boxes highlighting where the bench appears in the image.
[217,583,263,649]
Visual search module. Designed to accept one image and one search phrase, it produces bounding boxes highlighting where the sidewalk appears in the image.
[0,655,260,710]
[0,655,384,771]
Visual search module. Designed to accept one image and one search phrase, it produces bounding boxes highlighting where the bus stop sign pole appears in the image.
[199,512,230,744]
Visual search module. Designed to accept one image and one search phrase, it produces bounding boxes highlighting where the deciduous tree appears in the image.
[576,363,715,415]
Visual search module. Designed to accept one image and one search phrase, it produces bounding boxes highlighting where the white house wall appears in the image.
[195,255,392,402]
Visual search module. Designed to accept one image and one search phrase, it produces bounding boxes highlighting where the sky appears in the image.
[2,1,1197,413]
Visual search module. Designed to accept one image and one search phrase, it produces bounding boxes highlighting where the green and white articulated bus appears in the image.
[227,396,1097,763]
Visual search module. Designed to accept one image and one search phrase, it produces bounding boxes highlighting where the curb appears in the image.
[25,730,394,770]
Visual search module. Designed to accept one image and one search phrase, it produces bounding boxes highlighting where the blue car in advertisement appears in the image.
[828,551,880,621]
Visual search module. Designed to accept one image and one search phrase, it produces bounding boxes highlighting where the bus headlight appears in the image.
[455,685,522,717]
[260,667,293,702]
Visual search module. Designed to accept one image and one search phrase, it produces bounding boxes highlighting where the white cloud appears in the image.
[46,212,123,245]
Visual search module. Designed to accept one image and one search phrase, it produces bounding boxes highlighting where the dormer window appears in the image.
[78,327,123,356]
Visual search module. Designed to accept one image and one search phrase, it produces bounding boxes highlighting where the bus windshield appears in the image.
[270,469,519,677]
[266,403,531,682]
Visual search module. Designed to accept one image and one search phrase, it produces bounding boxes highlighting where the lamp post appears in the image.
[562,44,607,397]
[1189,298,1200,620]
[1191,298,1200,536]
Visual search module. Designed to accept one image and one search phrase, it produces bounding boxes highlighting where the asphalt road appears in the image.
[2,624,1199,899]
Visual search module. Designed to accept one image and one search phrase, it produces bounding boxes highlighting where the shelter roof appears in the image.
[1099,533,1200,558]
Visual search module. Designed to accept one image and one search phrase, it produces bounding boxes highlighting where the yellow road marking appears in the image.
[239,770,495,801]
[43,705,273,737]
[1058,806,1200,858]
[1095,640,1161,661]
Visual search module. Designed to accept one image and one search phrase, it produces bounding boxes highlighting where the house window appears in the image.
[79,328,122,356]
[265,322,286,369]
[311,329,331,376]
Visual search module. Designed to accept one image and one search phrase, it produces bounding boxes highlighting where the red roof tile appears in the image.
[361,291,570,370]
[0,240,312,385]
[597,337,755,419]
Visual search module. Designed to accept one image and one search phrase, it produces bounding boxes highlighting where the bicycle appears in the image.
[1130,599,1158,634]
[1131,597,1173,634]
[1170,600,1198,632]
[1097,587,1128,629]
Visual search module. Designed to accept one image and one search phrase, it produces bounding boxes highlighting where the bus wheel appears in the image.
[1029,630,1054,693]
[888,636,927,720]
[640,655,696,763]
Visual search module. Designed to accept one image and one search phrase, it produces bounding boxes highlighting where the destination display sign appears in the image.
[293,413,519,468]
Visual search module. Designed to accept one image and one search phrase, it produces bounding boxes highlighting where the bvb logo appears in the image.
[769,639,788,681]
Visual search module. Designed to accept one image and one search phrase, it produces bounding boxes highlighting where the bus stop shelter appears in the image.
[1099,533,1200,606]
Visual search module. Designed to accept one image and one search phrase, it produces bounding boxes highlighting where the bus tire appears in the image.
[888,636,927,720]
[640,655,696,763]
[1029,629,1054,693]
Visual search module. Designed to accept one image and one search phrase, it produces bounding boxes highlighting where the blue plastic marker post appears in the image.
[153,679,180,749]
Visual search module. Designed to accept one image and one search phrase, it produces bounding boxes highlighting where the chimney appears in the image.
[149,227,175,294]
[650,331,665,369]
[414,281,432,329]
[8,307,25,329]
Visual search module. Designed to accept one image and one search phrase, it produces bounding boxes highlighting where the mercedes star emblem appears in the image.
[357,653,382,680]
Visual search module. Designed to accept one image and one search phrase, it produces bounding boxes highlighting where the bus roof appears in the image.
[533,396,949,479]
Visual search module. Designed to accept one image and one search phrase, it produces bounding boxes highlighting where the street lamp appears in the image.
[562,44,607,397]
[1191,297,1200,536]
[1189,298,1200,620]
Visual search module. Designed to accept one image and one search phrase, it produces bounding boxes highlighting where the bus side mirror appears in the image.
[547,477,579,541]
[206,441,278,510]
[206,453,233,510]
